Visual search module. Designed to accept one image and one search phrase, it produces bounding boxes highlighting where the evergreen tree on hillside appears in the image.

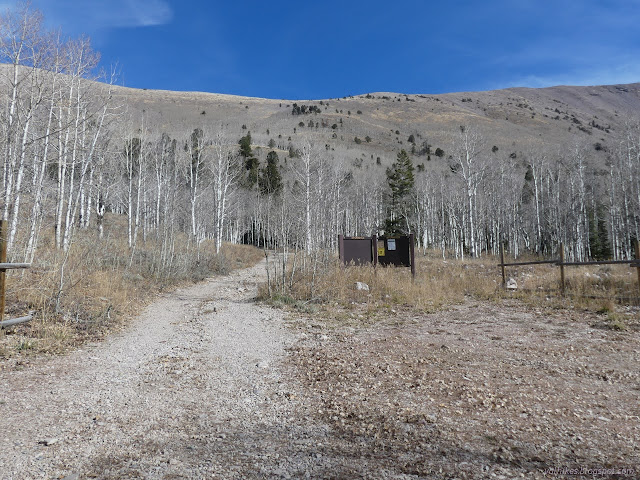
[238,132,259,187]
[244,157,259,187]
[239,131,252,158]
[383,149,415,235]
[259,151,282,196]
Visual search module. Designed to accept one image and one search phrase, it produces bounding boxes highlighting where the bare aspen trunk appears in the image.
[7,115,31,252]
[133,150,143,250]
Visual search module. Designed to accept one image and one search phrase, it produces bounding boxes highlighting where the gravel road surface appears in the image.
[0,260,315,479]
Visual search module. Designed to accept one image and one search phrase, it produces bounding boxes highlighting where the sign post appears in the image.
[376,234,415,278]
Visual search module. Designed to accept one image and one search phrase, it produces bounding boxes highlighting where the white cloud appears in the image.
[11,0,174,32]
[73,0,173,29]
[490,61,640,91]
[117,0,173,27]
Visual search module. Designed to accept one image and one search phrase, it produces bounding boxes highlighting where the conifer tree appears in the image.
[238,132,258,187]
[259,151,282,196]
[384,149,415,235]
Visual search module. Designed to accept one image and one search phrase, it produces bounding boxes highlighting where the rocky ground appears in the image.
[1,261,638,479]
[285,302,640,479]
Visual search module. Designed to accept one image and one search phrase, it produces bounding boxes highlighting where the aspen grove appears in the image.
[1,4,639,277]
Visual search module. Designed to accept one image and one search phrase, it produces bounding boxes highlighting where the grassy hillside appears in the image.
[111,81,640,171]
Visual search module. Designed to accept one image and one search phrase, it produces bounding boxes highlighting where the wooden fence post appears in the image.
[500,242,506,287]
[635,240,640,298]
[0,220,7,324]
[409,233,415,280]
[373,235,378,279]
[559,242,565,297]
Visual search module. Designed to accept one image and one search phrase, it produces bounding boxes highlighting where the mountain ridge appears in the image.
[105,78,640,176]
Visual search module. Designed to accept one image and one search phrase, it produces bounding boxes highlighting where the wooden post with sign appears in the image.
[373,234,378,277]
[373,234,379,266]
[339,236,376,266]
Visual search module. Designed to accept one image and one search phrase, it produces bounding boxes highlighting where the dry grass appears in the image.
[503,262,640,312]
[262,251,500,325]
[263,249,640,326]
[0,218,262,359]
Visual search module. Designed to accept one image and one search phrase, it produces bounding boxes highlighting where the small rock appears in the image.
[38,438,58,446]
[355,282,369,291]
[506,278,518,290]
[256,360,269,369]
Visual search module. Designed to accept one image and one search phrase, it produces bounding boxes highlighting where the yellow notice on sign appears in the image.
[378,247,385,256]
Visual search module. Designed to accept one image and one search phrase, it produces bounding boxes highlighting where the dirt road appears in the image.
[0,260,316,479]
[2,260,639,479]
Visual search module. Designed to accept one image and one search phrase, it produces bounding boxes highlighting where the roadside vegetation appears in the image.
[0,214,262,359]
[263,249,640,478]
[261,249,639,330]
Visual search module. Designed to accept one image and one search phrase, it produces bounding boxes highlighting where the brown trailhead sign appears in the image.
[339,234,415,277]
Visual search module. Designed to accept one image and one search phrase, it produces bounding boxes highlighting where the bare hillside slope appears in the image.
[110,81,640,171]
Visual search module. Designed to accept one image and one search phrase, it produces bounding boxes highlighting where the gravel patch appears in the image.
[0,260,314,479]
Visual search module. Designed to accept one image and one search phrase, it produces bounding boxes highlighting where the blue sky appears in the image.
[3,0,640,99]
